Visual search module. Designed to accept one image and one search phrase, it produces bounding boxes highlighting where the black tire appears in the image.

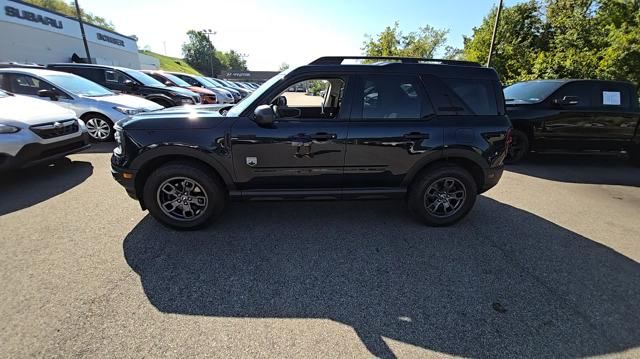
[408,164,478,226]
[143,161,226,230]
[81,114,114,142]
[505,129,529,164]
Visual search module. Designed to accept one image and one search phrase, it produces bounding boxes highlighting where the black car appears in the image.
[111,56,511,229]
[169,73,240,103]
[46,64,200,107]
[504,79,640,164]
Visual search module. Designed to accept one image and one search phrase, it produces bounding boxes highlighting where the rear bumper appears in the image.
[481,166,504,193]
[0,133,90,171]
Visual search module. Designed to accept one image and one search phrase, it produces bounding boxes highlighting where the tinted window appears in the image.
[176,75,200,86]
[63,67,103,83]
[161,73,191,87]
[504,81,564,103]
[360,75,426,120]
[553,83,593,107]
[597,83,631,109]
[105,70,130,84]
[9,74,55,96]
[444,78,497,115]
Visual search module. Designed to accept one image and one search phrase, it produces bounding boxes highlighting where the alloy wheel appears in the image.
[85,118,111,140]
[156,177,209,221]
[423,177,466,218]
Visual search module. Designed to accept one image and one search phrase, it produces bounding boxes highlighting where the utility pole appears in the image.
[486,0,503,67]
[74,0,92,63]
[202,29,216,76]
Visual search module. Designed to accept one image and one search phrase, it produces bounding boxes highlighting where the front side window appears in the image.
[9,74,55,96]
[552,83,594,107]
[271,78,345,120]
[105,70,130,84]
[360,75,424,120]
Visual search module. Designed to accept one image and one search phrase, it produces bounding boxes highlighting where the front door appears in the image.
[230,76,350,191]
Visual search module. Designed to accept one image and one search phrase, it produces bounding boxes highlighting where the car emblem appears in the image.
[246,157,257,167]
[53,122,63,129]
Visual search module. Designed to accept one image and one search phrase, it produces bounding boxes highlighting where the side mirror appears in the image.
[37,89,58,101]
[164,81,173,86]
[254,105,275,126]
[124,79,137,89]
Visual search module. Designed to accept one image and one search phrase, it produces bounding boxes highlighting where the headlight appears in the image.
[113,106,143,115]
[180,98,194,104]
[0,124,20,134]
[226,93,232,98]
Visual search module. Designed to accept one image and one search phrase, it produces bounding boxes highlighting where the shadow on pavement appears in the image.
[0,158,93,216]
[123,198,640,358]
[81,142,116,154]
[507,153,640,187]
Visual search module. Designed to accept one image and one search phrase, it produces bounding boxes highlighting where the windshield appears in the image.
[206,78,224,87]
[43,73,113,97]
[121,68,166,87]
[226,72,286,117]
[196,76,218,88]
[504,81,564,103]
[162,73,191,87]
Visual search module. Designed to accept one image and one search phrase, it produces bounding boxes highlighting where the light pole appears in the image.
[202,29,216,76]
[74,0,92,63]
[486,0,503,67]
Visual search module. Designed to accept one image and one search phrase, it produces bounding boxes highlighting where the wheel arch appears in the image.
[131,147,234,209]
[404,156,486,195]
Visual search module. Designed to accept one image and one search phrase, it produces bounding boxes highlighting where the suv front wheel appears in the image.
[408,164,478,226]
[143,162,225,229]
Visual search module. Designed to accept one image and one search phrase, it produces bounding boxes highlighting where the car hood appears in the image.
[85,94,163,111]
[187,86,215,95]
[119,104,230,130]
[0,94,76,125]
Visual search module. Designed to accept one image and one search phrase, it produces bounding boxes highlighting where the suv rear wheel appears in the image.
[143,162,225,229]
[408,164,477,226]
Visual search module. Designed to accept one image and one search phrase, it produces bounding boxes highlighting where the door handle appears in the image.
[311,132,337,140]
[403,132,429,140]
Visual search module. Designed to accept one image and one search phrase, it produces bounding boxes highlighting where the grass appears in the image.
[139,50,202,75]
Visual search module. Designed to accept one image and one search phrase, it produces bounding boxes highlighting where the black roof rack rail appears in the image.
[309,56,481,67]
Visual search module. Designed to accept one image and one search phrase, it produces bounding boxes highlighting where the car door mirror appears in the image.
[37,89,58,101]
[254,105,275,126]
[164,81,173,86]
[124,79,137,89]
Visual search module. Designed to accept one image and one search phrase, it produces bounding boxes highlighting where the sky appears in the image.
[80,0,523,70]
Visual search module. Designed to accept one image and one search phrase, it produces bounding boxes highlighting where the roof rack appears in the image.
[309,56,481,67]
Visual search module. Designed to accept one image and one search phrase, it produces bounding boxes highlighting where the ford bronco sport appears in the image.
[111,56,512,229]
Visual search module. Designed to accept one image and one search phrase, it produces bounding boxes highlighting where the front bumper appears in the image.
[480,165,504,193]
[0,132,90,171]
[111,158,138,200]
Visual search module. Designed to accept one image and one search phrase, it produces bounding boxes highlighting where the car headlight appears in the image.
[114,106,143,115]
[0,124,20,133]
[180,98,194,104]
[226,93,232,98]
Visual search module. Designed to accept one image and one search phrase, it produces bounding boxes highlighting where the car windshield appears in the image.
[226,72,287,117]
[206,78,224,87]
[162,73,191,87]
[43,73,113,97]
[196,76,218,87]
[503,81,564,103]
[121,68,166,87]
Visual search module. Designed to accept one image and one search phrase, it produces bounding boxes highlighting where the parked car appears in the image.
[202,77,243,102]
[111,56,511,229]
[46,64,201,108]
[217,78,251,98]
[0,68,163,141]
[0,89,90,170]
[141,70,217,104]
[504,79,640,164]
[168,73,236,104]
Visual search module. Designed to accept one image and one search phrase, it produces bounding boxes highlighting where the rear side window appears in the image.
[358,74,432,120]
[443,78,498,115]
[597,83,631,110]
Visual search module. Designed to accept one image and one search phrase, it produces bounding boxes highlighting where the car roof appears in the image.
[0,67,77,78]
[512,79,637,87]
[47,63,137,72]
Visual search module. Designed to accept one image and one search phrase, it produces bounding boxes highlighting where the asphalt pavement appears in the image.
[1,146,639,358]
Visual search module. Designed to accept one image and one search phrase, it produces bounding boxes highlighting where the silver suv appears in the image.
[0,68,163,141]
[0,89,90,171]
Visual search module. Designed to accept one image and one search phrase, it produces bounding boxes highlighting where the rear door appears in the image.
[590,82,640,150]
[343,73,443,189]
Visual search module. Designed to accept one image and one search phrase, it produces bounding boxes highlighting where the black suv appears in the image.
[504,79,640,164]
[111,56,511,229]
[45,63,200,107]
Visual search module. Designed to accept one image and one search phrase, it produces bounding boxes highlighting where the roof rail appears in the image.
[309,56,481,67]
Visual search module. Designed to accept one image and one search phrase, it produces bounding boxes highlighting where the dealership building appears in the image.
[221,71,280,83]
[0,0,148,68]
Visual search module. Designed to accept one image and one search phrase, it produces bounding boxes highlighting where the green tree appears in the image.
[279,62,290,71]
[362,21,449,59]
[217,50,248,71]
[182,30,223,76]
[24,0,115,30]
